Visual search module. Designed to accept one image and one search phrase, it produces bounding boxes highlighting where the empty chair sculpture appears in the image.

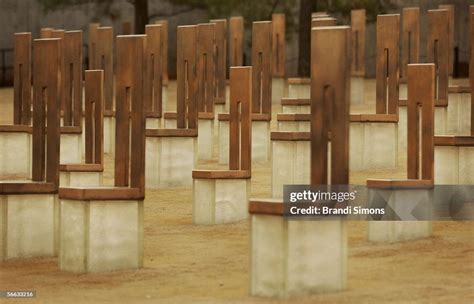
[164,23,216,161]
[219,21,272,165]
[249,26,350,297]
[0,33,32,179]
[59,70,104,187]
[1,38,61,260]
[434,22,474,186]
[146,25,198,189]
[58,35,146,272]
[286,17,336,100]
[193,67,252,225]
[350,14,400,171]
[445,8,471,135]
[367,64,435,242]
[274,15,401,173]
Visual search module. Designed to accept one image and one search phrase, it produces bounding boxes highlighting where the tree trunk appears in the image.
[298,0,318,77]
[134,0,149,34]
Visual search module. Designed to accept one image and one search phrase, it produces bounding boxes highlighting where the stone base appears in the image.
[193,178,249,224]
[281,104,310,114]
[0,132,31,179]
[288,83,310,99]
[446,93,471,135]
[164,118,214,161]
[251,213,347,297]
[435,146,474,184]
[219,120,271,165]
[104,116,115,155]
[162,85,169,112]
[350,122,398,171]
[398,107,408,160]
[60,171,103,187]
[1,194,57,260]
[435,107,447,135]
[214,104,227,115]
[197,119,214,161]
[60,199,143,272]
[277,121,310,132]
[272,140,311,198]
[367,189,432,242]
[272,77,287,105]
[350,76,365,105]
[146,117,162,129]
[399,83,407,100]
[60,133,82,164]
[146,136,197,188]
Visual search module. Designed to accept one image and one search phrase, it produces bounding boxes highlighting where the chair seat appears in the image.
[0,125,32,133]
[59,187,144,200]
[248,198,284,216]
[0,182,57,194]
[146,128,198,137]
[280,98,310,106]
[192,169,250,179]
[367,179,433,189]
[59,163,104,172]
[218,113,271,122]
[350,114,399,123]
[434,136,474,146]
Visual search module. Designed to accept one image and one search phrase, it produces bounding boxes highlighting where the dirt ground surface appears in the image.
[0,81,473,303]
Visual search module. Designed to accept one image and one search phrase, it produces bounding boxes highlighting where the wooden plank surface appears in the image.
[62,31,83,127]
[252,21,272,116]
[144,24,163,117]
[115,35,146,194]
[311,26,350,185]
[211,19,227,105]
[32,39,60,183]
[155,20,169,84]
[311,17,336,28]
[272,14,285,77]
[192,170,250,179]
[376,14,400,115]
[177,25,198,130]
[96,27,114,111]
[401,8,419,81]
[40,28,54,38]
[427,9,449,107]
[439,4,454,75]
[196,23,216,114]
[13,32,32,125]
[59,187,144,200]
[407,64,435,181]
[471,8,474,136]
[229,66,252,172]
[228,16,243,68]
[85,70,104,165]
[88,23,100,69]
[351,9,365,76]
